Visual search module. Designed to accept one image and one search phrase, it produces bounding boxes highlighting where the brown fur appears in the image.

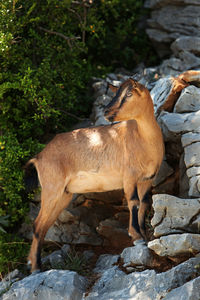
[27,78,164,272]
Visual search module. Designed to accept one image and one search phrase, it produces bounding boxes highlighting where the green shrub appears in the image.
[0,233,30,275]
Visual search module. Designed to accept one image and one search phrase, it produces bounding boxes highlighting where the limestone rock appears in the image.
[146,3,200,57]
[94,254,119,273]
[163,276,200,300]
[120,244,154,267]
[184,142,200,169]
[151,76,188,116]
[174,85,200,113]
[148,234,200,256]
[151,194,200,237]
[181,132,200,147]
[85,257,200,299]
[153,160,174,187]
[146,0,200,9]
[158,110,200,141]
[2,270,87,300]
[96,218,132,248]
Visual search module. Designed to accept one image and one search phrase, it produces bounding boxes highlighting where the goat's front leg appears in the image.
[137,179,152,241]
[124,176,144,243]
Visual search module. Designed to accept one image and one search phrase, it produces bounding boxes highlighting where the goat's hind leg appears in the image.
[28,190,73,272]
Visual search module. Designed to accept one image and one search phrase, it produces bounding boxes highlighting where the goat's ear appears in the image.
[108,83,118,93]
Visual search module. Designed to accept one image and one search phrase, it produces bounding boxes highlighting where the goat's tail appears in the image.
[24,158,39,192]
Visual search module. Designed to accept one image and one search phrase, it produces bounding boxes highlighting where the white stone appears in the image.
[94,254,119,273]
[174,85,200,113]
[184,142,200,168]
[181,132,200,147]
[148,234,200,256]
[150,77,173,116]
[2,270,87,300]
[163,276,200,300]
[158,110,200,141]
[121,244,153,267]
[188,175,200,197]
[186,166,200,178]
[85,257,200,300]
[151,194,200,237]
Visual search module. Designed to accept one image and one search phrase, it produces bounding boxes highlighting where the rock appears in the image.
[58,209,78,223]
[174,85,200,113]
[120,244,154,267]
[94,254,119,273]
[187,175,200,197]
[61,244,70,257]
[184,142,200,169]
[153,160,174,187]
[42,250,66,270]
[0,269,24,297]
[179,153,190,197]
[2,270,87,300]
[151,76,188,116]
[184,142,200,197]
[85,256,200,299]
[83,250,95,262]
[158,110,200,141]
[146,3,200,58]
[96,218,132,248]
[163,276,200,300]
[148,233,200,256]
[171,36,200,56]
[151,194,200,237]
[181,132,200,147]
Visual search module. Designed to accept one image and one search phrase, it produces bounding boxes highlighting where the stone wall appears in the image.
[145,0,200,75]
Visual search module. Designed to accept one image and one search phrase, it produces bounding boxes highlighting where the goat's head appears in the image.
[104,78,151,122]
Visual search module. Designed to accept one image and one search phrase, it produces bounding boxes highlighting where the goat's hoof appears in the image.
[133,239,146,246]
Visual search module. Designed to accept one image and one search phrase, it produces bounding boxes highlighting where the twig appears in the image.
[38,26,81,49]
[60,110,90,122]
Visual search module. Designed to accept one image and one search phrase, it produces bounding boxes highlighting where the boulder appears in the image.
[158,110,200,141]
[151,194,200,237]
[148,233,200,256]
[93,254,119,273]
[163,276,200,300]
[2,270,87,300]
[146,2,200,58]
[85,256,200,299]
[174,85,200,113]
[120,243,154,268]
[150,76,188,116]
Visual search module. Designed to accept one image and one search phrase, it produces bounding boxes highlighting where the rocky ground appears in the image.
[1,0,200,299]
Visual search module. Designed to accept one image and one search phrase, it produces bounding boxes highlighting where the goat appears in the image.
[25,78,164,272]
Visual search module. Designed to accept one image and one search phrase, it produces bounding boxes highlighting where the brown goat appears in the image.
[26,78,164,272]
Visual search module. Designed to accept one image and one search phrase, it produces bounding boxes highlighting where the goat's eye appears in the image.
[126,92,132,97]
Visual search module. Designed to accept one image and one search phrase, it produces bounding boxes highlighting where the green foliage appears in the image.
[64,249,89,276]
[0,216,9,233]
[0,233,30,275]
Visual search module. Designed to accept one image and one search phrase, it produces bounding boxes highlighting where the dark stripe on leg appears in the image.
[142,191,150,203]
[131,186,139,201]
[132,205,140,234]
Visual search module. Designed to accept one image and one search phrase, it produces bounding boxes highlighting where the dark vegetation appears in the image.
[0,0,158,274]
